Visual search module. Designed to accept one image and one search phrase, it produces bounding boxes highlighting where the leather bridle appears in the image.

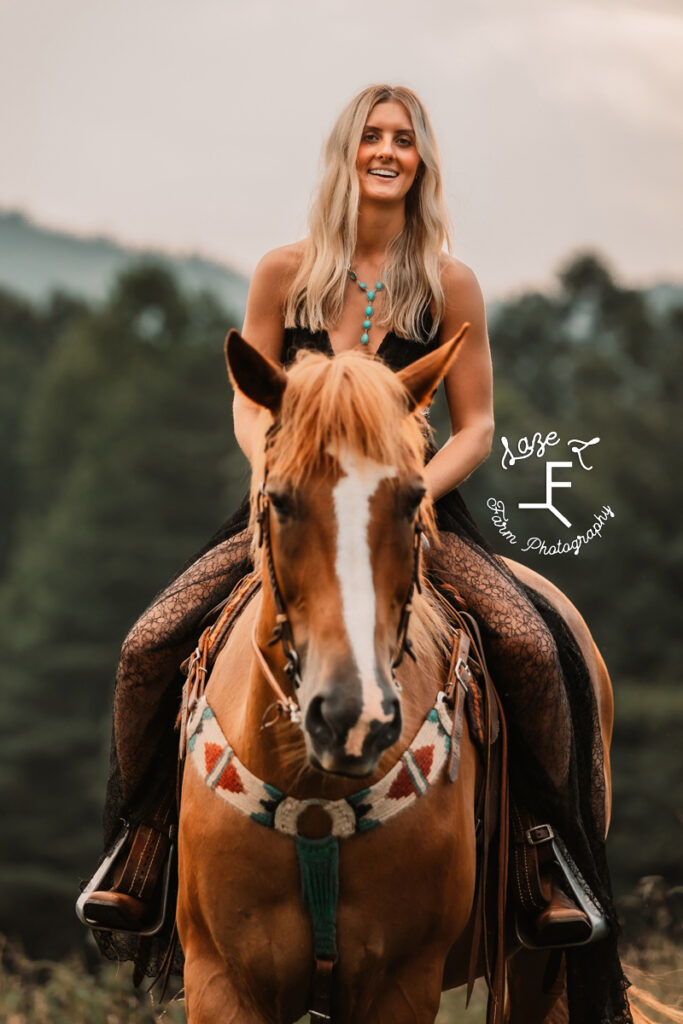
[252,458,424,728]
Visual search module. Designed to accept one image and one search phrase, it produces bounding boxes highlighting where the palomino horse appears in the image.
[176,329,614,1024]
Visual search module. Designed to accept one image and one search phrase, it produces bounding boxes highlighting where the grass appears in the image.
[0,938,185,1024]
[0,941,486,1024]
[0,934,679,1023]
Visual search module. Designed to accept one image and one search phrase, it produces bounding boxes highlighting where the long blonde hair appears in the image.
[284,85,452,342]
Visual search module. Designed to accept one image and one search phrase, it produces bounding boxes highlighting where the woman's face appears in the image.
[355,101,422,203]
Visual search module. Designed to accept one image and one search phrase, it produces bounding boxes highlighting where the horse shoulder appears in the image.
[204,591,261,728]
[501,556,613,835]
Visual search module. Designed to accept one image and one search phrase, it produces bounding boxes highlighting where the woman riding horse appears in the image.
[82,84,632,1022]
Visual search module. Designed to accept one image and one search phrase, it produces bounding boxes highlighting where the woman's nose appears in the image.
[376,133,393,157]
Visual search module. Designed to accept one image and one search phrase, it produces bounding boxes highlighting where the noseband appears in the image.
[253,462,424,728]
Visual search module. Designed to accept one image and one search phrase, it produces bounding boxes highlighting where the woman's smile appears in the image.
[356,100,421,200]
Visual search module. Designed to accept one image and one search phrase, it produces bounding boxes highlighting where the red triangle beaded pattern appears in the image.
[215,761,245,794]
[204,742,223,775]
[387,745,435,800]
[413,745,435,779]
[204,742,246,794]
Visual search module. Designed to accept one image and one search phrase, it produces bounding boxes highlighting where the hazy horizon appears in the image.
[2,0,681,301]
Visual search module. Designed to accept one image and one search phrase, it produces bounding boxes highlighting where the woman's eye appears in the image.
[396,136,412,147]
[362,132,378,143]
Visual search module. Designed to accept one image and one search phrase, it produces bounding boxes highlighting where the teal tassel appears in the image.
[295,835,339,960]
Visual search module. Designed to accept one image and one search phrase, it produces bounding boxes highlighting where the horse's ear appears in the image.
[397,322,470,412]
[224,330,288,412]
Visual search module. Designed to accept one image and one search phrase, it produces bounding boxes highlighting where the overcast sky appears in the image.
[1,0,681,299]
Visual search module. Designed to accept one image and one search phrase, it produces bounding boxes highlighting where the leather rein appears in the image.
[252,457,424,730]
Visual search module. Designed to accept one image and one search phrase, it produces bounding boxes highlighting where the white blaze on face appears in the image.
[331,444,397,757]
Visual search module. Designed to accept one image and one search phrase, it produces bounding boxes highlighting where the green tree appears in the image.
[450,252,683,680]
[0,265,244,955]
[0,289,87,575]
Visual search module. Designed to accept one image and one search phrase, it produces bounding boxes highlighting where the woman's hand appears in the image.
[423,259,495,501]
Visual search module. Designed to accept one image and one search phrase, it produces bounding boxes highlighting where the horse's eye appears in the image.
[267,488,298,520]
[402,484,427,519]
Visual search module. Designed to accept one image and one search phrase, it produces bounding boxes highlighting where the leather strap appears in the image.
[459,610,508,1024]
[177,573,262,828]
[308,957,335,1023]
[390,515,423,671]
[114,789,175,902]
[510,799,555,912]
[256,483,303,690]
[251,622,301,726]
[445,628,471,782]
[469,613,509,1024]
[489,685,509,1024]
[206,573,262,670]
[149,921,179,1000]
[178,573,261,763]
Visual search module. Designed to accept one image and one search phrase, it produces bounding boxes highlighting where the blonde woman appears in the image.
[82,85,630,1022]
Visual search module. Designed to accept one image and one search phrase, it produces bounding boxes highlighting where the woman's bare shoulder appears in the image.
[438,253,483,305]
[253,241,306,291]
[242,242,307,359]
[436,253,488,345]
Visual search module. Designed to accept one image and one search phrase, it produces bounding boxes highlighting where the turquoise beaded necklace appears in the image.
[348,268,385,346]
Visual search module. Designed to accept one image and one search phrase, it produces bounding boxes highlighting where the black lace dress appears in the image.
[98,322,632,1023]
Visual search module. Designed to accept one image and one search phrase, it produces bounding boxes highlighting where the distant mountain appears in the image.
[0,210,249,316]
[1,211,681,323]
[644,281,683,317]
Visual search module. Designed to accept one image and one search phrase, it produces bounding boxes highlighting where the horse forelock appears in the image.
[250,349,431,501]
[265,350,426,481]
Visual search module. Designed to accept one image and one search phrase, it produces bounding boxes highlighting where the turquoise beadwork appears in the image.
[348,268,385,346]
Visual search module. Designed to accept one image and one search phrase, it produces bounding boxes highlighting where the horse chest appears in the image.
[181,758,476,970]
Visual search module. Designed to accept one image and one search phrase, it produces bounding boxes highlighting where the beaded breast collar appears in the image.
[186,692,454,839]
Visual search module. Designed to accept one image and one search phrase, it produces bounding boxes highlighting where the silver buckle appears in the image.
[525,823,555,845]
[455,657,471,688]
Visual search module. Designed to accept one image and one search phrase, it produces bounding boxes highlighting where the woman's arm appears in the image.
[423,259,495,501]
[233,244,301,463]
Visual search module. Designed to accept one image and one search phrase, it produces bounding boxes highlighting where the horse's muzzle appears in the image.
[305,691,402,777]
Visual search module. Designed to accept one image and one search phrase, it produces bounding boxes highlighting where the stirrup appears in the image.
[515,832,608,949]
[75,823,175,937]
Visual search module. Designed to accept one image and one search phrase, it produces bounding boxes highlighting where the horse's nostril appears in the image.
[307,690,358,745]
[372,702,402,752]
[305,696,335,746]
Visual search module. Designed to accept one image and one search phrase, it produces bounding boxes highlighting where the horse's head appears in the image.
[226,326,468,777]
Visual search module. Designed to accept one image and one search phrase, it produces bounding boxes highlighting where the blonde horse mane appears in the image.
[248,348,452,669]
